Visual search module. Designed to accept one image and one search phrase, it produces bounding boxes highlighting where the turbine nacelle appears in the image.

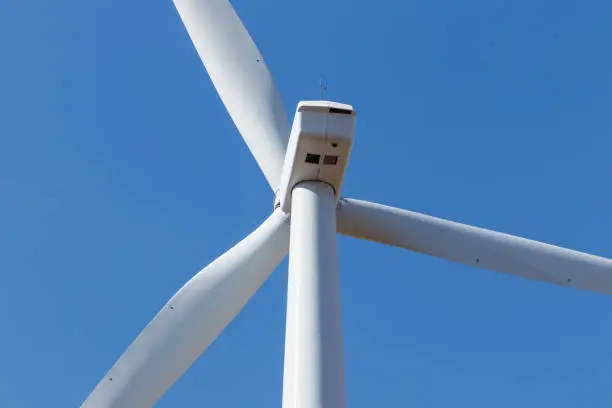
[276,101,356,213]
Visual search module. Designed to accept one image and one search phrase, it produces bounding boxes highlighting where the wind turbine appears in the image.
[82,0,612,407]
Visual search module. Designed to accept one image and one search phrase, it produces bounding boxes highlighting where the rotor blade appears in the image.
[82,211,290,408]
[173,0,290,189]
[336,198,612,294]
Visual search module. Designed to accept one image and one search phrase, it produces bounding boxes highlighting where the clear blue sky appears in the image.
[2,0,612,406]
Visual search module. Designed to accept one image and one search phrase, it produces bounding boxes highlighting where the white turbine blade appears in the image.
[336,198,612,294]
[82,211,290,408]
[173,0,290,189]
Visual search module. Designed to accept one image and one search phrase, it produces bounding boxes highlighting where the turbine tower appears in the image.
[82,0,612,406]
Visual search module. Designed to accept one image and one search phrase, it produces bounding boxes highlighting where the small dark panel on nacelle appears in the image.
[329,107,353,115]
[305,153,321,164]
[323,155,338,165]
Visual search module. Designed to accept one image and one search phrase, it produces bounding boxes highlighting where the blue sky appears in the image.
[2,0,612,406]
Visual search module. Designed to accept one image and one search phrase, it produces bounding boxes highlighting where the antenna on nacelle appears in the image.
[319,77,327,99]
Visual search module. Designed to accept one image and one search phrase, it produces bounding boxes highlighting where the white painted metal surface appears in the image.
[283,182,346,408]
[277,101,355,213]
[336,198,612,294]
[82,211,290,408]
[173,0,290,189]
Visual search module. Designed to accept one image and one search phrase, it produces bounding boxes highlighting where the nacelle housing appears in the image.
[276,101,356,213]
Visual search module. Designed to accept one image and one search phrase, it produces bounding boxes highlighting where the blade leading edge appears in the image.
[82,210,290,408]
[173,0,290,189]
[336,198,612,294]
